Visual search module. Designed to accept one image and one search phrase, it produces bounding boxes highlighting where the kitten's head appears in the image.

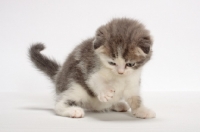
[93,18,153,76]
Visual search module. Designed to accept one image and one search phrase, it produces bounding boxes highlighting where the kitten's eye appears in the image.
[108,62,116,66]
[126,63,135,67]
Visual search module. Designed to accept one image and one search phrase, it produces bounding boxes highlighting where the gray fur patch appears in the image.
[65,100,77,106]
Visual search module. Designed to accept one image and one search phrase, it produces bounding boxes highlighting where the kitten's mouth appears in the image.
[116,72,126,76]
[117,72,125,75]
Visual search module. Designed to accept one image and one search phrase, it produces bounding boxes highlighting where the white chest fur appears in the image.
[87,67,142,104]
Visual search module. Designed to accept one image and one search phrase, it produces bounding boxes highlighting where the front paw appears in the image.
[97,89,115,102]
[132,106,156,119]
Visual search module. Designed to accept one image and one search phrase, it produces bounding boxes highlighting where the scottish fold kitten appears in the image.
[29,18,156,118]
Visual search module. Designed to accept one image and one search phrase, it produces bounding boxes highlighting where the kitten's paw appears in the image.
[68,107,85,118]
[132,106,156,119]
[55,106,85,118]
[112,102,130,112]
[98,89,115,102]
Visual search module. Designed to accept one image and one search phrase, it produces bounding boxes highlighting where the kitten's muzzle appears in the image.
[117,66,125,75]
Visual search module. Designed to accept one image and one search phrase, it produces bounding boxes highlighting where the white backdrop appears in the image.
[1,0,200,92]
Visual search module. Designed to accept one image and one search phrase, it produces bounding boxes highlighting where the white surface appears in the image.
[0,91,200,132]
[0,0,200,92]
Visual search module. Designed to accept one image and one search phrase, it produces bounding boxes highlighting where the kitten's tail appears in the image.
[29,43,60,80]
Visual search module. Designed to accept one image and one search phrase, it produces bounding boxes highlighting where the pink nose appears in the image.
[118,69,124,74]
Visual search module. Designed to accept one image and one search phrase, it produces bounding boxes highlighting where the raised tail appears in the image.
[29,43,60,80]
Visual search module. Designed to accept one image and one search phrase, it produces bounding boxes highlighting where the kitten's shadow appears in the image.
[20,107,55,114]
[21,107,143,121]
[86,111,142,121]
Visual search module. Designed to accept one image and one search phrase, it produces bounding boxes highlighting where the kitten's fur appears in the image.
[29,18,156,118]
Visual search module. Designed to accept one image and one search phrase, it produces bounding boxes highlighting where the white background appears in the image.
[0,0,200,92]
[1,1,200,132]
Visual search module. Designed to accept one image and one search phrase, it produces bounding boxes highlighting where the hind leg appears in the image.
[112,102,130,112]
[55,82,90,118]
[55,99,84,118]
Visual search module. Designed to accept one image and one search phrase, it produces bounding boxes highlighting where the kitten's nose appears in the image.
[118,72,124,75]
[117,68,125,75]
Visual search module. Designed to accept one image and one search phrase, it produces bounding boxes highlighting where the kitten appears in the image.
[29,18,156,118]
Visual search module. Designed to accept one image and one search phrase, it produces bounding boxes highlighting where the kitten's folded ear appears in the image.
[138,36,152,54]
[93,28,105,49]
[93,36,104,49]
